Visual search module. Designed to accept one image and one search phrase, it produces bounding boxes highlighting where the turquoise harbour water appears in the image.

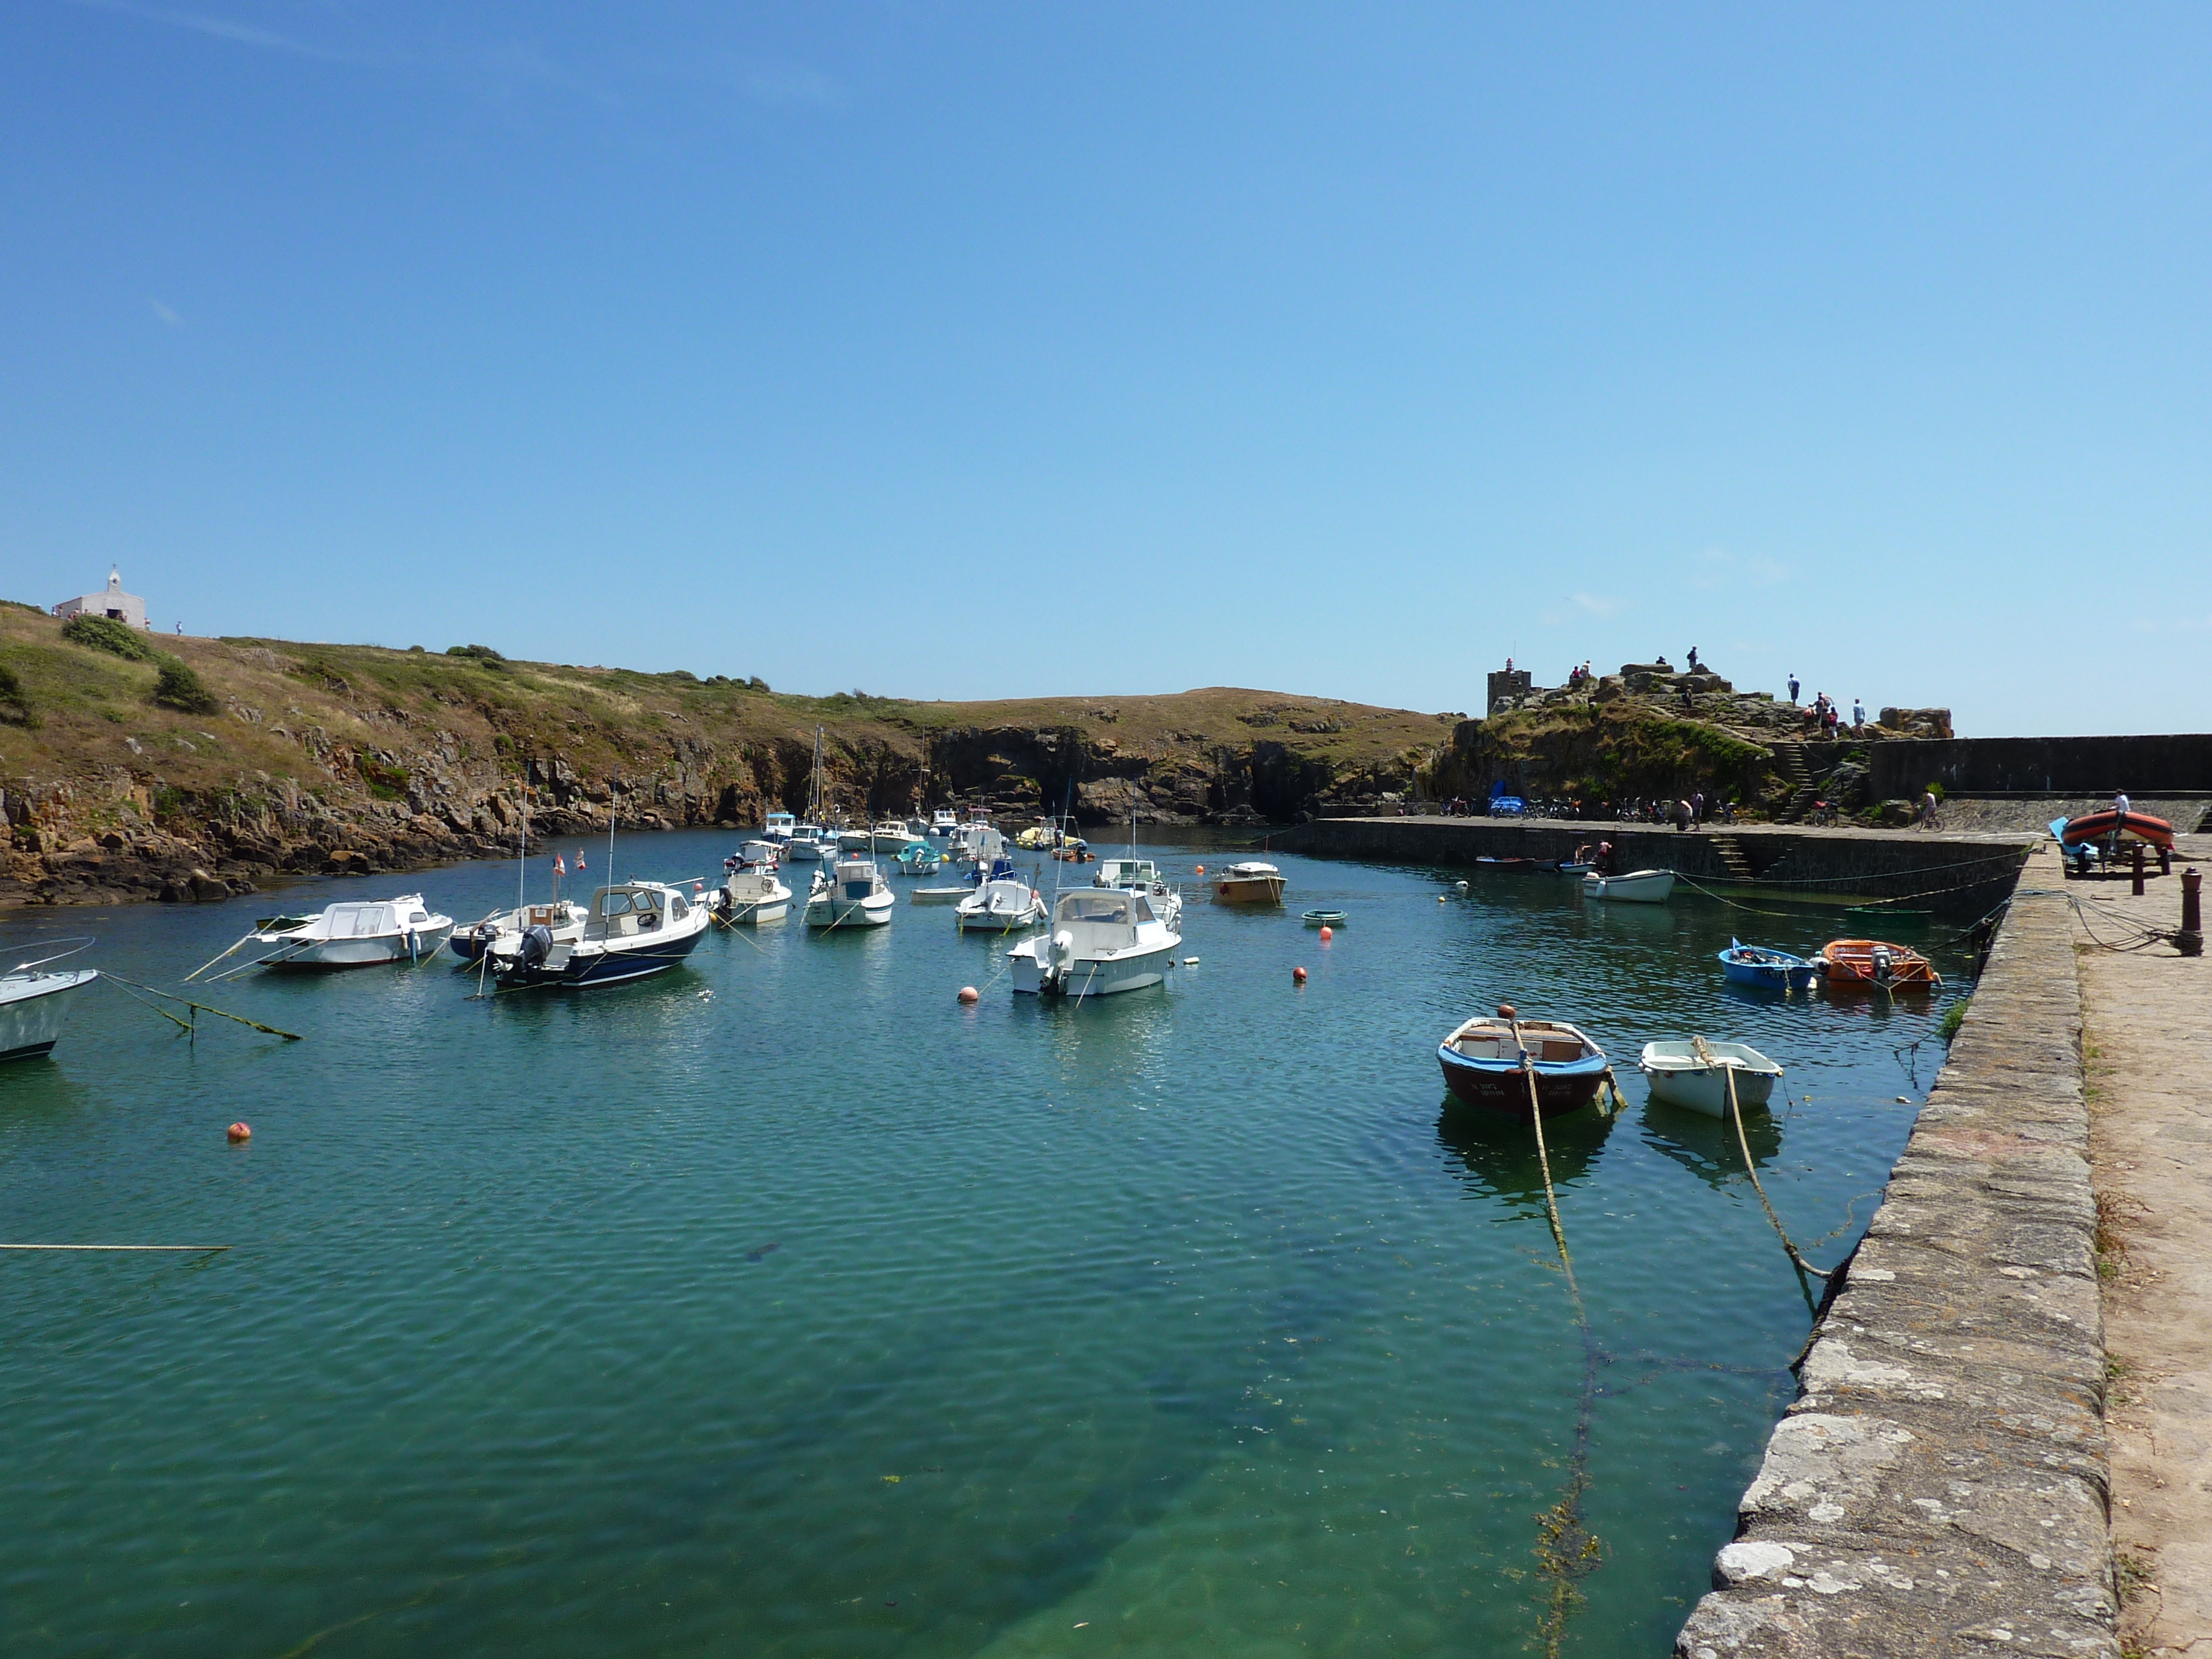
[1,833,1965,1658]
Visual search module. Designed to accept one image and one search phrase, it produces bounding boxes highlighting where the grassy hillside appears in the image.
[0,605,1457,903]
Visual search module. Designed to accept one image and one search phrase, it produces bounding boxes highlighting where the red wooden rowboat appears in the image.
[1818,939,1941,990]
[2059,809,2173,850]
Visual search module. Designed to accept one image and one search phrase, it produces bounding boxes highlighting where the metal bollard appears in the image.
[2180,868,2202,957]
[2133,842,2146,896]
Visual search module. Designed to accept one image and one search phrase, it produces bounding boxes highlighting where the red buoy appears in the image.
[1292,965,1307,984]
[226,1122,251,1143]
[1318,925,1333,941]
[957,985,979,1005]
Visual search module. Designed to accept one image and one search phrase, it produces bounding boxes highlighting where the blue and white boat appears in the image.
[487,881,709,988]
[1717,939,1820,993]
[1436,1012,1609,1117]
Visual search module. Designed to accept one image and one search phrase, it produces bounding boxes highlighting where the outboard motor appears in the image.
[1870,944,1894,985]
[519,923,554,968]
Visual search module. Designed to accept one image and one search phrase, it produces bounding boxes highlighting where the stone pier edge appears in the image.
[1675,846,2115,1658]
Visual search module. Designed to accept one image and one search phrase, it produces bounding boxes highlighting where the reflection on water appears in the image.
[0,831,1966,1658]
[1436,1098,1621,1212]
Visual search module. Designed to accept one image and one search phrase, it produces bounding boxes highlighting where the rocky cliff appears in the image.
[0,608,1455,907]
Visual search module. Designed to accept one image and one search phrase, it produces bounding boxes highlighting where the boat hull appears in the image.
[1009,940,1176,996]
[1819,939,1941,990]
[1436,1051,1604,1118]
[1638,1046,1781,1118]
[502,924,708,988]
[263,925,456,968]
[1581,871,1675,903]
[804,896,894,928]
[1717,946,1819,993]
[1213,876,1285,904]
[0,970,98,1062]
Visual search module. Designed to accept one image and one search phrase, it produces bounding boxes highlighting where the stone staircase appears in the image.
[1770,742,1820,823]
[1708,831,1755,882]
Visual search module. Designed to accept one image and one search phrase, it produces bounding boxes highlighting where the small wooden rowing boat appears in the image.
[1717,939,1818,993]
[2058,808,2174,850]
[1639,1038,1782,1118]
[1581,869,1675,903]
[1437,1012,1608,1118]
[1818,938,1941,989]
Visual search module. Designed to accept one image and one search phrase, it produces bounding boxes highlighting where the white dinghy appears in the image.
[1581,870,1676,903]
[1638,1038,1783,1118]
[1008,889,1180,998]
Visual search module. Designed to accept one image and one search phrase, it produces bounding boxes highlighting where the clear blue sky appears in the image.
[6,4,2209,736]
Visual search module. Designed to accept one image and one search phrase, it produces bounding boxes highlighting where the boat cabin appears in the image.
[834,856,885,899]
[585,883,691,940]
[1054,889,1161,940]
[763,812,796,839]
[286,899,435,939]
[1094,857,1164,889]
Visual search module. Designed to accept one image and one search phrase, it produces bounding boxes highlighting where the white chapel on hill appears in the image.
[52,566,149,631]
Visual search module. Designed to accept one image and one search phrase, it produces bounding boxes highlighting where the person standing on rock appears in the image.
[1687,646,1700,671]
[1788,673,1800,705]
[1853,697,1866,732]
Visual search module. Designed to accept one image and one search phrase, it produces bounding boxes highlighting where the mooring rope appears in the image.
[1514,1034,1603,1657]
[96,973,303,1041]
[1697,1036,1831,1282]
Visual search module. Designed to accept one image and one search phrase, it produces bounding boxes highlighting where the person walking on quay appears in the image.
[1919,789,1942,830]
[1788,672,1800,705]
[1691,789,1705,826]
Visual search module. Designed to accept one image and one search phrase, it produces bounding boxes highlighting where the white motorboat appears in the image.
[450,899,590,964]
[488,880,710,988]
[1092,856,1184,930]
[955,872,1046,933]
[729,839,781,870]
[840,820,922,854]
[1009,888,1181,997]
[947,821,1008,873]
[762,811,797,846]
[230,896,455,970]
[1639,1038,1782,1117]
[1582,870,1676,903]
[910,885,971,905]
[713,862,793,924]
[926,808,960,840]
[785,824,831,862]
[805,854,894,928]
[1210,861,1287,905]
[0,957,99,1062]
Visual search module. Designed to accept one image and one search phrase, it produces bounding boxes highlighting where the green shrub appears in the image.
[62,612,159,662]
[358,757,411,801]
[0,661,34,725]
[152,656,220,714]
[1938,999,1967,1042]
[447,644,504,662]
[1,598,46,615]
[1925,782,1945,802]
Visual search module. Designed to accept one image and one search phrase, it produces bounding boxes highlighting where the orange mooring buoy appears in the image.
[1292,965,1307,984]
[1318,925,1333,941]
[226,1122,251,1143]
[1497,1002,1517,1020]
[957,985,979,1005]
[1195,864,1205,876]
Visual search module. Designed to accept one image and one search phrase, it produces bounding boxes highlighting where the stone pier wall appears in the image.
[1675,847,2114,1658]
[1277,817,2035,913]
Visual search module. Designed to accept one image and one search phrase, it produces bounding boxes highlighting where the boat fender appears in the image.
[519,923,554,967]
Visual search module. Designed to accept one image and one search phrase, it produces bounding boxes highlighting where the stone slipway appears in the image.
[1677,845,2116,1658]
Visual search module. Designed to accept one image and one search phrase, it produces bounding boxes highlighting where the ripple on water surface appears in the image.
[0,832,1961,1656]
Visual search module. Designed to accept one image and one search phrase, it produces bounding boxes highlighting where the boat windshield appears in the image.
[1057,893,1131,925]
